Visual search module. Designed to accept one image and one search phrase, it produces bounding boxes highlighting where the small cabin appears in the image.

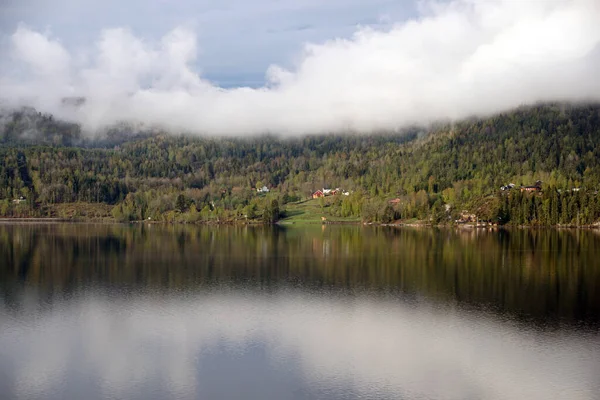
[312,190,324,199]
[456,210,477,223]
[520,181,542,193]
[12,196,26,204]
[257,186,270,193]
[520,186,541,193]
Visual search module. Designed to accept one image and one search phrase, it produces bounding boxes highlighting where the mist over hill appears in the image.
[0,105,157,147]
[1,102,600,225]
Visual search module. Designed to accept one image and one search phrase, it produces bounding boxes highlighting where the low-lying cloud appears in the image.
[1,0,600,135]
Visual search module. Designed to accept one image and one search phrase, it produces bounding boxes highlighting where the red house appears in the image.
[521,180,542,193]
[312,190,324,199]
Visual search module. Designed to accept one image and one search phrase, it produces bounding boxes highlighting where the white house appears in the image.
[257,186,270,193]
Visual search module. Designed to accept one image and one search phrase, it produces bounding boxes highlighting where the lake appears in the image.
[0,223,599,399]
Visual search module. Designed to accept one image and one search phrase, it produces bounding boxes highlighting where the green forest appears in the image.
[1,102,600,226]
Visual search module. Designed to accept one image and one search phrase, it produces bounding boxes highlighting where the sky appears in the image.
[0,0,416,87]
[0,0,599,135]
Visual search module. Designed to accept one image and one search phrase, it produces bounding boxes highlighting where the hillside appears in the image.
[1,102,600,225]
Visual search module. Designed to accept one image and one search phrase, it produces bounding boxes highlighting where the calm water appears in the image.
[1,224,599,400]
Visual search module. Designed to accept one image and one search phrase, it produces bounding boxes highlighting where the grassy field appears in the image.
[279,198,360,224]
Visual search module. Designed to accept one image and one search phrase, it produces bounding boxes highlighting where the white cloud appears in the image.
[1,0,599,135]
[11,26,71,77]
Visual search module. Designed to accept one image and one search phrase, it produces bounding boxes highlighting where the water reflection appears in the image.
[1,224,600,324]
[1,224,600,400]
[1,291,599,400]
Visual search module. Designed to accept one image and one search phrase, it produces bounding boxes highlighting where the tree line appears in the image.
[1,102,600,225]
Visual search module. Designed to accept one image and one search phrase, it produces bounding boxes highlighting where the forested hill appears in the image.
[0,106,154,147]
[1,102,600,225]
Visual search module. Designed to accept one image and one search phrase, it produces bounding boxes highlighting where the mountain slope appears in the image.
[1,102,600,224]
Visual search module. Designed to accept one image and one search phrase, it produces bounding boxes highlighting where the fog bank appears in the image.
[1,0,599,135]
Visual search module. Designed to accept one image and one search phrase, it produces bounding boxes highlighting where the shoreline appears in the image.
[1,217,599,229]
[0,218,74,224]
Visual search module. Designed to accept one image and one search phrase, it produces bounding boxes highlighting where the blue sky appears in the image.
[0,0,417,87]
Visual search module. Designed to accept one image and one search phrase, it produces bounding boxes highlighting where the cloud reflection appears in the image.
[1,290,599,400]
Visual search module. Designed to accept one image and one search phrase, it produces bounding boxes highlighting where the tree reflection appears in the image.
[0,224,599,325]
